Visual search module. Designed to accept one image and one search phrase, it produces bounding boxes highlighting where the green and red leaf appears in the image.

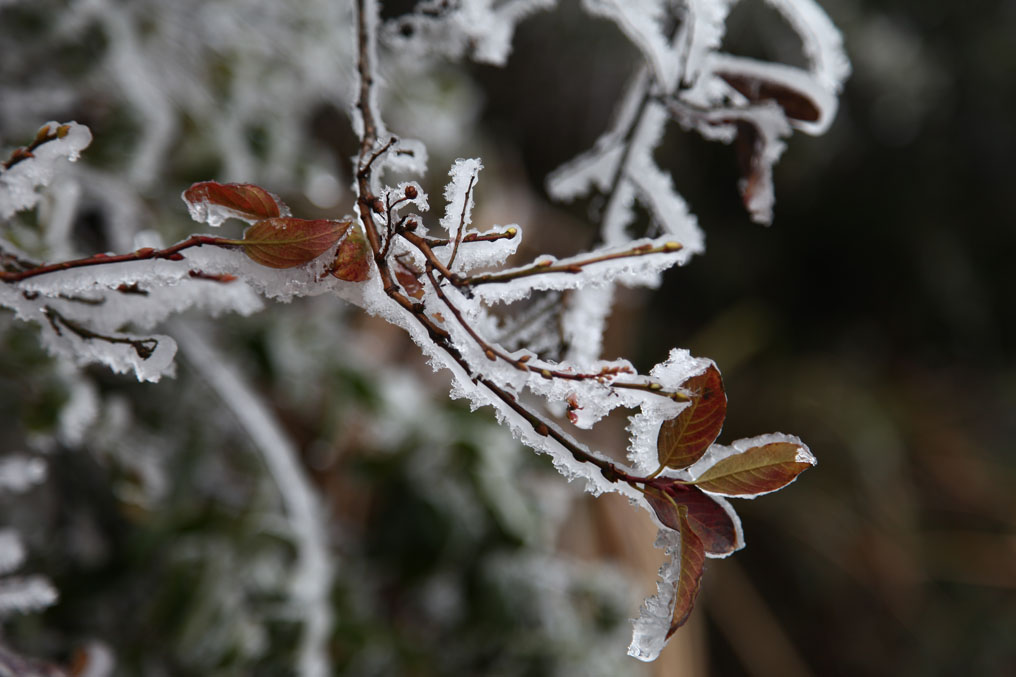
[657,364,727,469]
[668,505,706,637]
[184,181,285,221]
[691,440,816,497]
[330,227,371,281]
[242,217,350,269]
[645,483,740,556]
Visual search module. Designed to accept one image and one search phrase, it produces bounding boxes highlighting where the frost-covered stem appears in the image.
[446,170,476,270]
[0,235,237,283]
[349,0,666,505]
[601,80,654,224]
[423,263,689,401]
[465,241,684,286]
[399,230,459,281]
[42,306,158,358]
[417,227,519,248]
[354,0,380,162]
[175,324,333,677]
[1,123,72,171]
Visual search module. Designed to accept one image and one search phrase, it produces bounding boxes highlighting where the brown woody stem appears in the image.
[0,235,238,283]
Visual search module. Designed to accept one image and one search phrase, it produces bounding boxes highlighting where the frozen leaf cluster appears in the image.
[0,0,847,666]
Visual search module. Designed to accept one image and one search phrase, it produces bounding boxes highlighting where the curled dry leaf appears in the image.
[394,260,424,299]
[692,441,816,497]
[718,71,821,122]
[668,505,706,638]
[183,181,285,221]
[657,364,726,469]
[330,227,371,281]
[242,217,350,269]
[645,483,739,556]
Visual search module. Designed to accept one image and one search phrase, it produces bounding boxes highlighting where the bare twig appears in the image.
[446,169,476,270]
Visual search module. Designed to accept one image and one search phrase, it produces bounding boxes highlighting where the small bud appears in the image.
[405,219,418,232]
[134,247,155,257]
[664,241,682,251]
[537,260,552,268]
[484,349,496,361]
[535,424,549,436]
[56,124,71,138]
[370,197,384,214]
[404,185,418,199]
[518,354,531,363]
[35,125,51,141]
[540,369,552,378]
[649,383,662,391]
[506,227,518,237]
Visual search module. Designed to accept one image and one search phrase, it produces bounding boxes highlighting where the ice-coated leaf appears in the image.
[394,261,424,299]
[183,181,286,226]
[645,483,740,556]
[657,363,726,469]
[707,53,839,134]
[668,505,705,636]
[692,440,816,497]
[718,71,821,122]
[330,227,371,282]
[242,218,350,269]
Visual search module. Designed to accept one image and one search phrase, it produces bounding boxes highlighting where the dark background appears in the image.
[472,1,1016,674]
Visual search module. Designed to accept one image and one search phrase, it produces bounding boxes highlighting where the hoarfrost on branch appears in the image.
[0,0,846,667]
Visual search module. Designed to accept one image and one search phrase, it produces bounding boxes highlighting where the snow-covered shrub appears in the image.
[0,0,847,671]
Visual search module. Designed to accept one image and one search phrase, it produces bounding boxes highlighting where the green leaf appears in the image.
[657,364,726,469]
[691,441,815,496]
[242,217,350,269]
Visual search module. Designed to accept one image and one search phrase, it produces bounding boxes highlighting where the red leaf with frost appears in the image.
[691,441,816,497]
[242,218,350,269]
[330,227,371,282]
[394,260,424,299]
[657,364,726,469]
[645,482,739,556]
[183,181,284,222]
[668,505,706,637]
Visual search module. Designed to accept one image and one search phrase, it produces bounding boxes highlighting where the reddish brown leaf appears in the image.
[645,483,739,556]
[330,227,371,281]
[717,71,821,122]
[657,364,727,469]
[668,505,706,637]
[734,120,765,213]
[184,181,284,221]
[691,441,815,496]
[395,260,424,299]
[242,218,350,269]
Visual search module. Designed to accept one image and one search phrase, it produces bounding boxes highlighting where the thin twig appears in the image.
[43,306,158,359]
[467,241,683,286]
[446,170,476,271]
[0,235,237,283]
